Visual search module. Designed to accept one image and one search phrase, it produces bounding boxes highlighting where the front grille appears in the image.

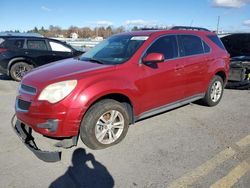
[17,99,31,111]
[20,84,37,95]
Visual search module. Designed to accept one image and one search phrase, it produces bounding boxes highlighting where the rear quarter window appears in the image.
[207,35,225,50]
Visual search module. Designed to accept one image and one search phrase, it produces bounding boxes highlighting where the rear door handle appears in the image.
[175,64,184,71]
[205,58,215,62]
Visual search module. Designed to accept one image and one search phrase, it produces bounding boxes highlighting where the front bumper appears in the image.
[15,97,84,137]
[12,116,62,162]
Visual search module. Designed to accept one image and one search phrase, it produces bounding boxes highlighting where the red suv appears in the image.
[13,26,230,162]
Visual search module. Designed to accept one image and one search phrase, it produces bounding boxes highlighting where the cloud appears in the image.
[243,19,250,26]
[96,20,113,26]
[41,6,52,12]
[124,19,158,26]
[212,0,250,8]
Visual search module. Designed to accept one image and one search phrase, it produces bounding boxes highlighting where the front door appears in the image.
[136,35,186,111]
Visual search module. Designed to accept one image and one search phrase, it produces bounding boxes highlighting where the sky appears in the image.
[0,0,250,32]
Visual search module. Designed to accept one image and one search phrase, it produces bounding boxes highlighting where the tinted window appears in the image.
[179,35,204,56]
[146,35,178,60]
[27,40,48,50]
[6,39,24,49]
[208,35,225,50]
[203,41,211,53]
[49,41,71,52]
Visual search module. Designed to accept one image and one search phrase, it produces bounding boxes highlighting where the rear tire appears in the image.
[10,62,33,82]
[80,99,129,150]
[202,75,224,106]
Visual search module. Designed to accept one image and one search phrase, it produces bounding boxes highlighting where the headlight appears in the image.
[38,80,77,103]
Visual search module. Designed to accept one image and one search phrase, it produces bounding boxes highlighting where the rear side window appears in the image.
[146,35,178,60]
[49,41,72,52]
[27,40,48,51]
[207,35,225,50]
[179,35,204,56]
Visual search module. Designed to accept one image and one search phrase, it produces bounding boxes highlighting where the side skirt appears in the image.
[135,93,205,121]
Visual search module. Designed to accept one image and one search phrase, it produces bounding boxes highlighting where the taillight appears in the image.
[0,48,7,53]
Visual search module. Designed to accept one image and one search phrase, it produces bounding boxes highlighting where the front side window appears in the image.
[27,40,48,51]
[146,35,178,60]
[179,35,204,56]
[80,35,147,64]
[0,38,6,48]
[49,41,72,52]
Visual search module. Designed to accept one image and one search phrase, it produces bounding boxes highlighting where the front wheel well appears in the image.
[87,93,134,124]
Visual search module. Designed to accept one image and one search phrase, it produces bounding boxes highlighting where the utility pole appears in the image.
[190,20,193,27]
[216,16,220,34]
[96,27,98,37]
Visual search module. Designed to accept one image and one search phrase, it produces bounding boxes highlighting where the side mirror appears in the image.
[142,53,165,63]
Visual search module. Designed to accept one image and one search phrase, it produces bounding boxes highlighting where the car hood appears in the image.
[22,58,113,86]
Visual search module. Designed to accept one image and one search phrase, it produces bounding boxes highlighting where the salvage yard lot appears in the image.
[0,73,249,188]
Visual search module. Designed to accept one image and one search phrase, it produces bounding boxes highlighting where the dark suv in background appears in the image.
[0,33,83,81]
[221,33,250,88]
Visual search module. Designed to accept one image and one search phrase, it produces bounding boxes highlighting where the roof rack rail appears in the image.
[0,32,44,37]
[171,26,210,32]
[139,28,161,31]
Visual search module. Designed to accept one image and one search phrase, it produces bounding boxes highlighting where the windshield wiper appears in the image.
[87,58,104,64]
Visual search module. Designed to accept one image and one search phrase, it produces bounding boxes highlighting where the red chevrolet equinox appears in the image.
[13,27,230,162]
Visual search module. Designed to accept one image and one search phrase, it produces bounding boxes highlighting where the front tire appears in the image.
[80,99,129,150]
[10,62,33,81]
[202,75,224,106]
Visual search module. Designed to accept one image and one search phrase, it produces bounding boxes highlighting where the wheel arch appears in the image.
[82,93,135,125]
[215,70,227,85]
[7,57,36,75]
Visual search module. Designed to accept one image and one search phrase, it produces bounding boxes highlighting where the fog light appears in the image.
[37,119,59,132]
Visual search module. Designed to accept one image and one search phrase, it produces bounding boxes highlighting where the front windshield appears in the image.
[80,35,148,65]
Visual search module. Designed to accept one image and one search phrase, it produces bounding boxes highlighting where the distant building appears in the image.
[94,36,103,41]
[70,32,78,39]
[55,34,64,38]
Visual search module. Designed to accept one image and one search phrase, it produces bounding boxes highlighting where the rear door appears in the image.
[48,40,74,61]
[177,35,210,97]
